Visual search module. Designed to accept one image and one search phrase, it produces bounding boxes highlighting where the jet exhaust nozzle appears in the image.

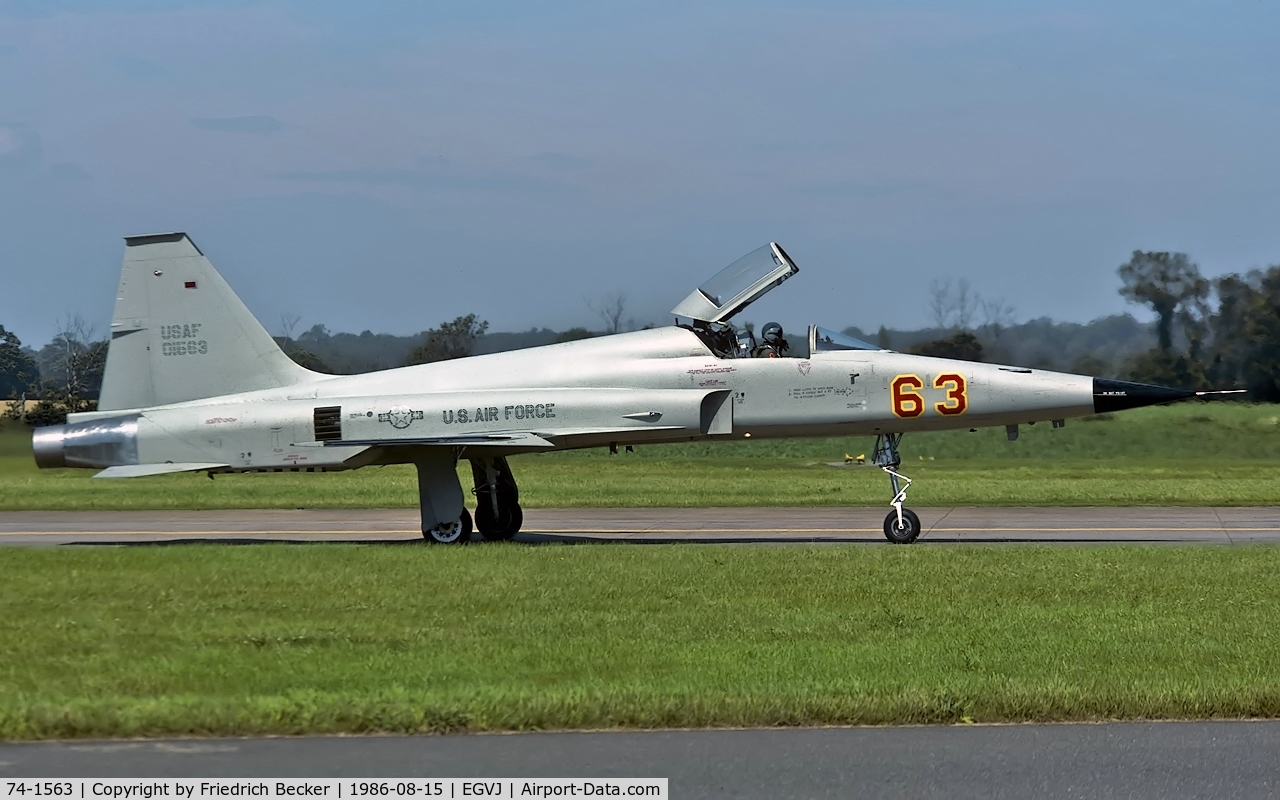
[31,416,140,470]
[31,425,68,469]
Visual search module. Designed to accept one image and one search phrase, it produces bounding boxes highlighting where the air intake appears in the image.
[313,406,342,442]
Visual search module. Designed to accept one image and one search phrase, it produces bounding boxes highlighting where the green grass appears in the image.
[2,404,1279,509]
[6,544,1280,739]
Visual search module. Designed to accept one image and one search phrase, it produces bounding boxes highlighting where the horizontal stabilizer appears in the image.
[94,462,228,479]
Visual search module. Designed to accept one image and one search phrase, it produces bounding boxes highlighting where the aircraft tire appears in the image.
[883,508,921,544]
[477,501,522,541]
[503,503,524,537]
[424,508,473,545]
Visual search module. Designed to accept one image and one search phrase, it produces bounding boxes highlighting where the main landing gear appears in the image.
[415,454,473,544]
[414,455,525,544]
[470,456,524,541]
[873,433,921,544]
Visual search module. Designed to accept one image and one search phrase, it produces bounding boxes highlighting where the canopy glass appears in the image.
[811,326,882,353]
[670,242,799,324]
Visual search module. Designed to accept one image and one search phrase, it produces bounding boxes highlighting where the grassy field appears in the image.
[4,404,1280,508]
[6,544,1280,739]
[1,404,1278,509]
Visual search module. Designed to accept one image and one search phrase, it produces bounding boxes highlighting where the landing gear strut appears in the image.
[470,456,523,541]
[873,433,921,544]
[416,454,472,544]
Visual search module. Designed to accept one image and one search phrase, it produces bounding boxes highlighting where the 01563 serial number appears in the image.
[159,322,209,357]
[160,340,208,356]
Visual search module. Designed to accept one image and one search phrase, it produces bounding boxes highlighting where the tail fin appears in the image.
[98,232,316,411]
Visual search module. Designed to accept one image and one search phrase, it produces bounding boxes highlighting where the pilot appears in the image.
[754,322,789,357]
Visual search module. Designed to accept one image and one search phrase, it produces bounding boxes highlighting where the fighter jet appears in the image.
[32,234,1232,543]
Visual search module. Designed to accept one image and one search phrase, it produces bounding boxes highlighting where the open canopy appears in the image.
[671,242,799,324]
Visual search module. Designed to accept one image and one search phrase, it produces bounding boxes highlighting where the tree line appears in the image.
[1,316,108,426]
[1119,252,1280,399]
[875,252,1280,401]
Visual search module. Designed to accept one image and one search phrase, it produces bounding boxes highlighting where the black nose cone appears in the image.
[1093,378,1196,413]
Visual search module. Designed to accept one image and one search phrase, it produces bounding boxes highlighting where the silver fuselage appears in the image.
[38,326,1093,474]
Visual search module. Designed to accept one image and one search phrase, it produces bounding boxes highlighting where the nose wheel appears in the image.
[874,433,921,544]
[883,507,921,544]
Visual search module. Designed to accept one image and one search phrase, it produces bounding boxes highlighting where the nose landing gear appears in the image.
[873,433,921,544]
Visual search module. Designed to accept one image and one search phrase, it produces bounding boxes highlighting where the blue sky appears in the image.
[2,1,1278,345]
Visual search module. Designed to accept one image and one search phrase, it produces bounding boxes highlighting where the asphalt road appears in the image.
[4,723,1280,798]
[0,506,1277,545]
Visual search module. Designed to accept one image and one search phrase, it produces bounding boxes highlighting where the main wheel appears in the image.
[503,503,523,537]
[476,501,523,541]
[424,508,473,544]
[883,508,921,544]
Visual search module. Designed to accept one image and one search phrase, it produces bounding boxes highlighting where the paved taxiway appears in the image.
[0,506,1277,545]
[4,722,1280,797]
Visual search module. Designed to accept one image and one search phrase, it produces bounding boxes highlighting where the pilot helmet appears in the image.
[761,322,784,344]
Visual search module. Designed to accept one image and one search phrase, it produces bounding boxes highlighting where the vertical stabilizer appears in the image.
[98,233,316,411]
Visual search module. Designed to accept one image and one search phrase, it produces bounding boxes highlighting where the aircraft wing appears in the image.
[311,388,733,455]
[94,462,230,479]
[322,431,558,449]
[322,425,690,450]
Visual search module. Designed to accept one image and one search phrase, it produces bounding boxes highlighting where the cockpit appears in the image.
[671,243,885,359]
